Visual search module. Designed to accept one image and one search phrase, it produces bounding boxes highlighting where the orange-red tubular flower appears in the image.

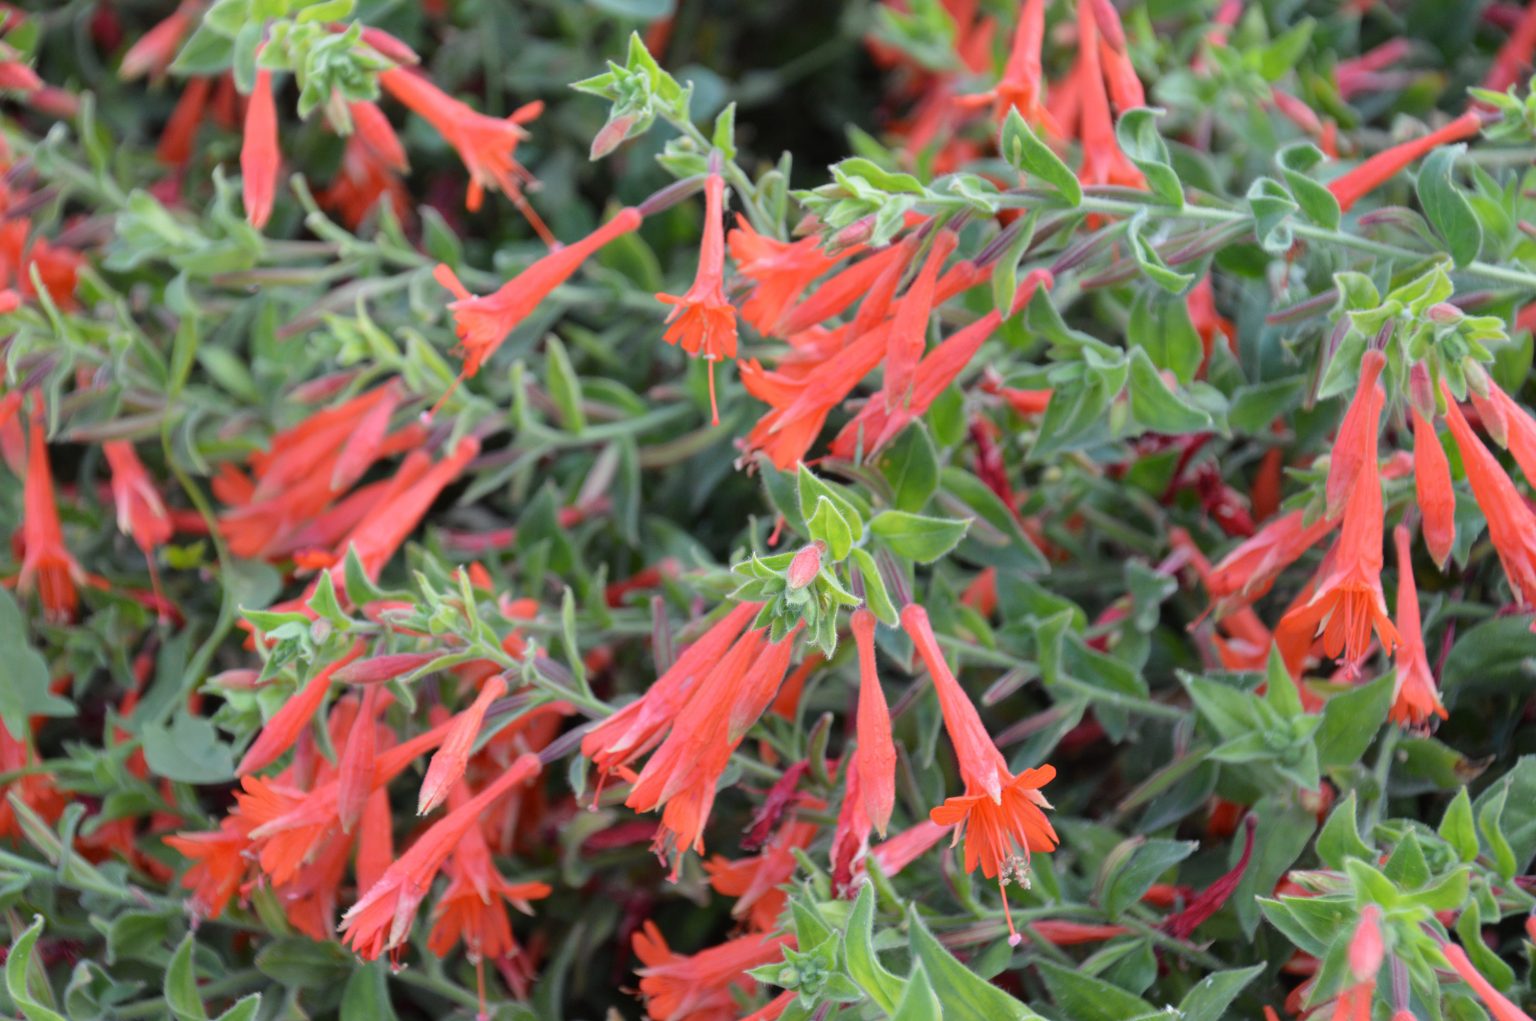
[1440,941,1536,1021]
[426,790,551,962]
[625,625,797,871]
[118,2,200,80]
[14,410,92,623]
[973,0,1054,130]
[237,643,365,776]
[1327,111,1483,212]
[726,216,845,334]
[418,674,508,815]
[881,231,955,414]
[1442,385,1536,606]
[335,687,378,834]
[1413,403,1456,570]
[901,603,1058,945]
[1394,522,1449,727]
[705,817,817,933]
[163,818,250,919]
[851,609,895,836]
[657,169,737,424]
[1279,377,1398,669]
[1483,0,1536,95]
[104,441,173,553]
[434,208,643,383]
[325,435,481,583]
[1489,379,1536,490]
[581,601,762,788]
[1074,5,1143,190]
[631,922,791,1021]
[340,752,542,961]
[1326,350,1387,517]
[240,69,280,229]
[1206,508,1338,607]
[378,66,547,229]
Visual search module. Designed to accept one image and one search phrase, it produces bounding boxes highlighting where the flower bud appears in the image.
[1426,301,1463,325]
[786,542,824,590]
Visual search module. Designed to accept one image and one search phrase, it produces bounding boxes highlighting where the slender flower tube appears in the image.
[434,209,643,385]
[1440,941,1536,1021]
[340,753,543,961]
[656,166,737,424]
[1326,349,1387,518]
[1442,383,1536,605]
[1390,525,1447,726]
[901,603,1057,945]
[1412,397,1456,570]
[851,609,895,836]
[418,674,508,815]
[241,69,279,229]
[1327,112,1483,211]
[237,643,365,776]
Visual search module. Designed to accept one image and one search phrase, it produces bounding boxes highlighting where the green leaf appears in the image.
[1253,19,1315,81]
[1101,838,1197,917]
[1474,769,1519,879]
[1315,792,1373,869]
[213,995,261,1021]
[1000,109,1080,205]
[907,909,1033,1021]
[850,548,899,627]
[1417,146,1482,267]
[0,590,74,740]
[1246,176,1298,254]
[141,713,236,785]
[165,934,208,1021]
[545,335,588,432]
[1127,348,1212,432]
[807,497,855,561]
[1115,109,1183,209]
[1438,788,1479,863]
[339,962,398,1021]
[877,423,940,513]
[1263,646,1304,719]
[1035,959,1158,1021]
[254,938,354,990]
[1177,964,1264,1021]
[1315,673,1393,768]
[842,886,905,1014]
[6,916,67,1021]
[1128,290,1202,385]
[1277,143,1341,229]
[1234,795,1317,934]
[1126,211,1195,292]
[890,964,941,1021]
[868,510,970,563]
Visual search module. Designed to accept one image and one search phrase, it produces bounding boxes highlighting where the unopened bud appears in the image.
[786,542,825,590]
[1426,302,1463,325]
[1408,363,1437,421]
[333,652,437,685]
[590,114,637,160]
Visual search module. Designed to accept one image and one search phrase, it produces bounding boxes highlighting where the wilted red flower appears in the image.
[705,817,816,933]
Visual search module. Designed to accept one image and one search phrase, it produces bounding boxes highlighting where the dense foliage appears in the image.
[3,1,1536,1019]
